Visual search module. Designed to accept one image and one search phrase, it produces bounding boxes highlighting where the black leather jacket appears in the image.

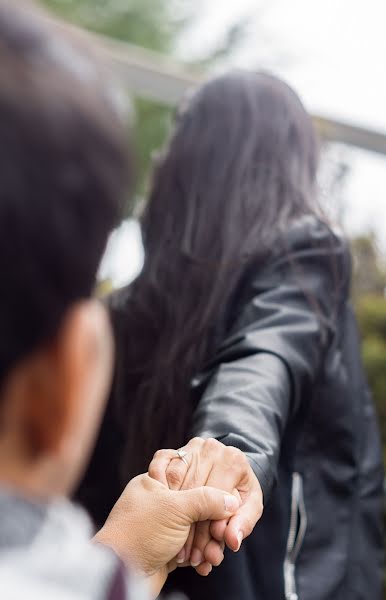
[79,216,384,600]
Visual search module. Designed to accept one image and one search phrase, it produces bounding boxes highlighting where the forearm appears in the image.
[193,352,291,498]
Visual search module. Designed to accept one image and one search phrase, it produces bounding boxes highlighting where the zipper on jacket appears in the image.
[284,472,307,600]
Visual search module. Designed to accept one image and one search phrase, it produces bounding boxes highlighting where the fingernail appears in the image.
[190,549,203,567]
[176,548,185,564]
[235,531,243,552]
[224,494,239,512]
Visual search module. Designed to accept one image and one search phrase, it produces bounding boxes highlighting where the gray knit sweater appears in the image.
[0,487,149,600]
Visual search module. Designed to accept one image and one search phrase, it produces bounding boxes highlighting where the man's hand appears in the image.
[93,473,239,594]
[148,438,264,574]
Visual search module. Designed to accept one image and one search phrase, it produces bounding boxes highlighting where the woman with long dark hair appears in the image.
[79,72,384,600]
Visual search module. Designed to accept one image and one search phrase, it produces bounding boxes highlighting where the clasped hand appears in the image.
[148,437,264,576]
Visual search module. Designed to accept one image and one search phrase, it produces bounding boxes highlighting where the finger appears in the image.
[166,453,190,490]
[195,561,212,577]
[190,521,224,567]
[224,491,263,552]
[148,449,178,486]
[210,518,228,542]
[203,538,224,567]
[190,521,211,567]
[183,522,196,563]
[166,437,213,492]
[167,558,178,574]
[176,523,196,564]
[176,486,240,524]
[176,560,191,568]
[169,558,194,572]
[179,438,218,491]
[209,488,241,541]
[191,454,240,559]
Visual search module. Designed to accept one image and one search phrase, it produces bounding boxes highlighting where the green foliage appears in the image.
[133,98,173,198]
[351,235,386,460]
[40,0,188,50]
[356,296,386,463]
[356,294,386,340]
[351,234,386,300]
[352,238,386,597]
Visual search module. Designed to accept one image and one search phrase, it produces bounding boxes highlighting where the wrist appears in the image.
[92,526,136,569]
[93,524,157,577]
[93,531,168,600]
[147,567,168,599]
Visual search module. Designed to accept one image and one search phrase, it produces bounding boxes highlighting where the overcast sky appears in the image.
[100,0,386,285]
[183,0,386,233]
[182,0,386,130]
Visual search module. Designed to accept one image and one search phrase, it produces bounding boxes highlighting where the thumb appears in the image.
[176,486,240,524]
[224,493,263,552]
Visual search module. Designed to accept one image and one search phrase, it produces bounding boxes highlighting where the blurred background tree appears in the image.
[41,0,188,48]
[352,234,386,299]
[352,235,386,464]
[352,235,386,597]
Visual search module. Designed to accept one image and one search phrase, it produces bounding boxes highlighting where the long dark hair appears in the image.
[116,71,320,480]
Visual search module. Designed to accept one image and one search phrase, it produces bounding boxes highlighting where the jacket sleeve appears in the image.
[192,216,350,499]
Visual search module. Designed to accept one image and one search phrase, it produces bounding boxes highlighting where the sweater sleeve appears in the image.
[107,560,150,600]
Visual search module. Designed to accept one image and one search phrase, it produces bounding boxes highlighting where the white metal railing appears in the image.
[46,14,386,157]
[98,36,386,157]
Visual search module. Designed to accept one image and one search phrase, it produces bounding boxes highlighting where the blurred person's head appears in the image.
[122,71,321,478]
[144,71,319,261]
[0,1,130,498]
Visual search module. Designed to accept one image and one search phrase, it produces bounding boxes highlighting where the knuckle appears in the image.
[148,466,164,482]
[204,437,220,452]
[153,448,167,460]
[195,487,210,514]
[228,446,247,468]
[166,466,184,487]
[195,485,207,505]
[256,497,264,519]
[190,436,204,447]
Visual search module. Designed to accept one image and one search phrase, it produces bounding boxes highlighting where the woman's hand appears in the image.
[148,437,264,574]
[93,473,240,595]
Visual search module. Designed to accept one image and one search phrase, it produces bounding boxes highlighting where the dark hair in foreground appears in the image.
[117,70,321,479]
[0,1,130,383]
